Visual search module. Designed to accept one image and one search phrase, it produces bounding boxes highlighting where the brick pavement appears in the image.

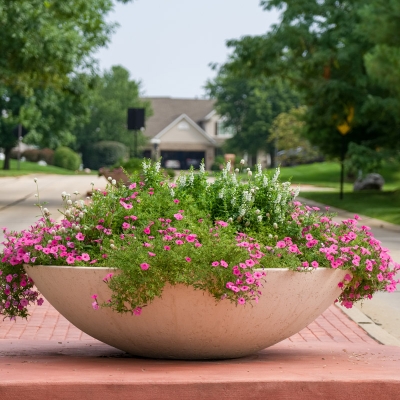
[0,298,377,345]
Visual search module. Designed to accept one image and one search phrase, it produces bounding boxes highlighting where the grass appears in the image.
[299,190,400,225]
[277,161,400,225]
[0,159,95,177]
[279,161,400,191]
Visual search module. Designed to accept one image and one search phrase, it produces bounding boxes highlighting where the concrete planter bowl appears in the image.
[25,265,347,360]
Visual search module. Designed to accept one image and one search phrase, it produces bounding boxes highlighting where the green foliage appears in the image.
[0,0,133,170]
[2,160,398,319]
[344,142,383,179]
[269,106,322,166]
[53,146,81,171]
[206,71,298,163]
[223,0,400,157]
[75,66,152,161]
[85,141,129,170]
[358,0,400,96]
[0,0,132,92]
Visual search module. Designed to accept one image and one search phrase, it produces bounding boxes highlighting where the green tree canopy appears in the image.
[223,0,400,157]
[75,65,152,166]
[206,66,298,165]
[0,0,132,93]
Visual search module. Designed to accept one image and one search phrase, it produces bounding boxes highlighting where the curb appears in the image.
[336,303,400,347]
[297,196,400,233]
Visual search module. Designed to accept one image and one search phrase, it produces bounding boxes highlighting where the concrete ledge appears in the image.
[336,304,400,347]
[1,340,400,400]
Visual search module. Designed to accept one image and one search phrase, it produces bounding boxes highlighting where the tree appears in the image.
[224,0,400,158]
[358,0,400,97]
[206,66,298,166]
[0,0,131,93]
[75,66,152,167]
[0,0,133,170]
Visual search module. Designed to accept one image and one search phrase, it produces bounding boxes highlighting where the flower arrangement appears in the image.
[1,160,399,320]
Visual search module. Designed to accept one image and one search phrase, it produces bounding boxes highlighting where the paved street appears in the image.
[0,174,105,246]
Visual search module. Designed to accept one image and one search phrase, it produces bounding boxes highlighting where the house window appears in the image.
[178,121,190,130]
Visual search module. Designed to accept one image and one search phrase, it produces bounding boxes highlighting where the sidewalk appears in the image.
[1,298,400,399]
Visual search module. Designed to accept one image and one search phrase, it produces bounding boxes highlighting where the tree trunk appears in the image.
[3,147,12,170]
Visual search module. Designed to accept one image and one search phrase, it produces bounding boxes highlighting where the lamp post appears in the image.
[150,138,161,161]
[336,107,354,200]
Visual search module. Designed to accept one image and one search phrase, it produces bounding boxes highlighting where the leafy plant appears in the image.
[1,160,398,320]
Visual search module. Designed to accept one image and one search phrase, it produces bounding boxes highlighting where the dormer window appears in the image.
[178,121,190,130]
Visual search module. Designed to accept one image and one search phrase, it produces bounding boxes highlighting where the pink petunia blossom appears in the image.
[237,297,246,305]
[81,253,90,261]
[140,263,150,270]
[174,213,183,220]
[311,261,319,268]
[185,257,191,262]
[75,232,85,241]
[164,246,171,251]
[211,261,220,267]
[148,252,156,257]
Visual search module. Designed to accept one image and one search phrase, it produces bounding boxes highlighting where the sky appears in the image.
[95,0,280,99]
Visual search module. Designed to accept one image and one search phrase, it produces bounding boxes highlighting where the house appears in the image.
[141,97,233,170]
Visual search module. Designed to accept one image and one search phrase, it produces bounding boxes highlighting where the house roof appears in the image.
[142,97,215,138]
[154,114,216,145]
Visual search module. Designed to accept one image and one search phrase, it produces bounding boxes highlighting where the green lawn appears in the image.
[276,161,400,225]
[0,159,94,177]
[279,161,400,191]
[299,190,400,225]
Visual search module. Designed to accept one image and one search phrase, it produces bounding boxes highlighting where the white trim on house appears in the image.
[203,109,217,121]
[154,114,216,145]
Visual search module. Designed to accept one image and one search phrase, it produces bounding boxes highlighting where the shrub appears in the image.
[21,149,41,162]
[53,147,81,171]
[83,141,129,170]
[39,148,55,165]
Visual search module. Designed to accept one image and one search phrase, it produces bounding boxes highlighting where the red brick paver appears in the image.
[0,299,376,344]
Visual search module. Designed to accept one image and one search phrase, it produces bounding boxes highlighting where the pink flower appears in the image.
[164,246,171,251]
[143,242,151,247]
[89,259,98,264]
[92,301,99,310]
[377,273,384,282]
[276,241,286,248]
[133,307,142,316]
[311,261,319,268]
[143,227,151,235]
[140,263,150,270]
[148,252,156,257]
[75,232,85,241]
[195,242,202,248]
[211,261,220,267]
[237,297,246,305]
[66,256,75,264]
[91,294,98,299]
[220,260,228,268]
[216,220,228,227]
[344,274,352,282]
[129,183,137,189]
[245,259,255,267]
[186,234,197,242]
[81,253,90,261]
[5,274,13,283]
[175,240,184,245]
[122,222,130,230]
[174,213,183,220]
[173,199,180,204]
[185,257,191,262]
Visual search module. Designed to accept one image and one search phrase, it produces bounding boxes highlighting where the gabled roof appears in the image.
[154,114,216,144]
[142,97,215,138]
